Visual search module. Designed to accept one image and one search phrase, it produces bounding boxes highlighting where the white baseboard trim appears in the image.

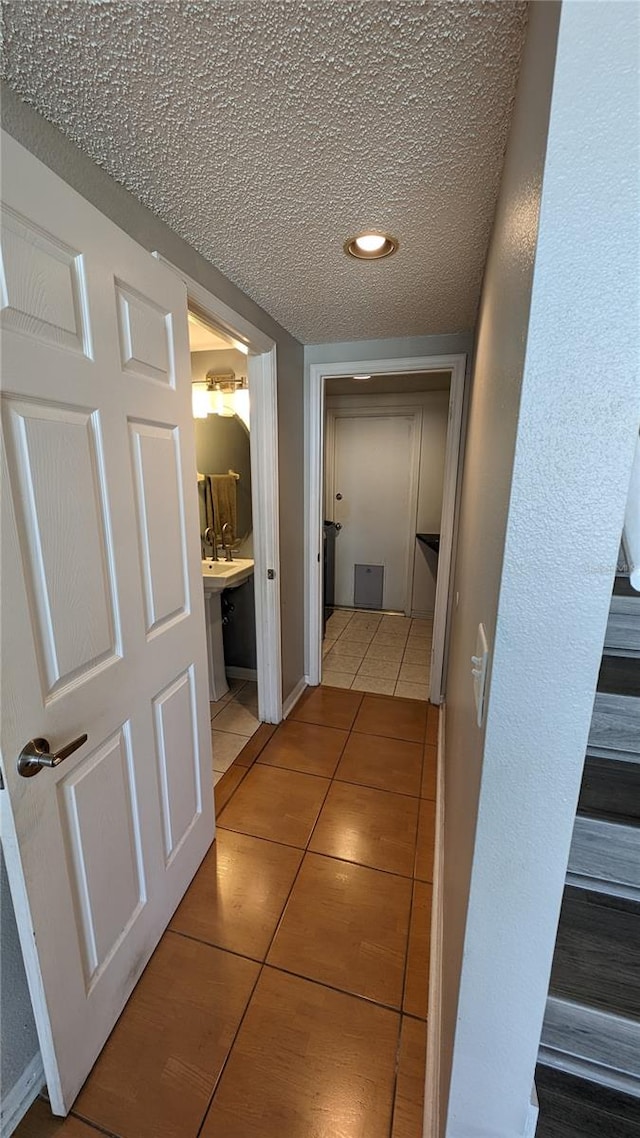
[0,1052,45,1138]
[225,666,258,681]
[424,704,445,1138]
[282,676,308,719]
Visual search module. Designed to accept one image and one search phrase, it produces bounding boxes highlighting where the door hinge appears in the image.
[0,768,4,790]
[267,568,275,580]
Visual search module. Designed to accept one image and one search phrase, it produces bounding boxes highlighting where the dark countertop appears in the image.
[416,533,440,554]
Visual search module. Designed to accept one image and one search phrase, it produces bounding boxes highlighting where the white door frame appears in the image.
[305,354,466,703]
[325,405,422,615]
[153,255,282,723]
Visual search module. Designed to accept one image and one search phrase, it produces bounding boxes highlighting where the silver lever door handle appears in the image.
[17,734,88,778]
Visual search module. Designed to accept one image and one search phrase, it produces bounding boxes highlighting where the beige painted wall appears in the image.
[440,1,639,1133]
[439,4,561,1123]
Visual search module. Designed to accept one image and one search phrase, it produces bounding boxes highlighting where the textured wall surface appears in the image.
[0,0,526,343]
[442,2,640,1135]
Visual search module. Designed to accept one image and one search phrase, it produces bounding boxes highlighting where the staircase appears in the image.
[538,574,640,1097]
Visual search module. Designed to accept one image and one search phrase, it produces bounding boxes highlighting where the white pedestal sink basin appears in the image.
[202,559,255,701]
[202,558,255,592]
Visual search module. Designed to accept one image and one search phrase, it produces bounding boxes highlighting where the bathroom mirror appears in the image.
[195,412,252,548]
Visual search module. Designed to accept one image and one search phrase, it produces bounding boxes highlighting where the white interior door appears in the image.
[329,412,419,612]
[0,133,213,1113]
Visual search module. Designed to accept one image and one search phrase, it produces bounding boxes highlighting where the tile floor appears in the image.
[17,685,436,1138]
[211,677,260,785]
[322,608,433,700]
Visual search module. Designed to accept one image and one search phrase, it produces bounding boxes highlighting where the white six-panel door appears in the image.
[0,133,213,1113]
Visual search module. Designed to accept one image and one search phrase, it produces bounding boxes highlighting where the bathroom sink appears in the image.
[201,558,254,592]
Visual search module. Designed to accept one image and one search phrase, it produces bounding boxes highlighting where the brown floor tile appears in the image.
[233,722,277,767]
[404,881,432,1019]
[309,781,419,877]
[201,967,399,1138]
[170,829,302,960]
[426,702,439,745]
[353,694,427,743]
[391,1017,428,1138]
[414,799,435,882]
[257,719,348,778]
[421,744,437,801]
[214,764,247,812]
[217,765,329,848]
[290,684,364,730]
[74,932,259,1138]
[267,853,411,1008]
[13,1101,99,1138]
[335,731,423,797]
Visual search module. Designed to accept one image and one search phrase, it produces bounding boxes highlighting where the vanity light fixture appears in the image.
[344,232,398,260]
[192,371,249,421]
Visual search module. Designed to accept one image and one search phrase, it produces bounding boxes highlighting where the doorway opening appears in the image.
[305,354,466,704]
[153,254,283,729]
[187,310,263,786]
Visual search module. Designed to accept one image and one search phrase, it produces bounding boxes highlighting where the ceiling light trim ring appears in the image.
[344,232,399,261]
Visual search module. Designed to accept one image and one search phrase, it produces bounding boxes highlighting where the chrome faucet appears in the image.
[204,525,218,562]
[221,522,234,561]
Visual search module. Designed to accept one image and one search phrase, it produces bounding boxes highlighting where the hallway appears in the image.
[17,686,437,1138]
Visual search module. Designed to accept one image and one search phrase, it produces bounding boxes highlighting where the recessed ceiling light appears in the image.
[344,232,398,260]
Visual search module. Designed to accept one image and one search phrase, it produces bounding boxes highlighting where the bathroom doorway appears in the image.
[188,311,263,784]
[152,254,283,733]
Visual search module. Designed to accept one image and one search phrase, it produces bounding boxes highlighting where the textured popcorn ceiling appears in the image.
[1,0,528,343]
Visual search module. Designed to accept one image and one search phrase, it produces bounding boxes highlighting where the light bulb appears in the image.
[355,233,386,253]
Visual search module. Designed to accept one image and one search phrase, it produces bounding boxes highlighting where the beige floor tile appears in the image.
[372,629,410,646]
[310,780,419,877]
[170,829,302,960]
[267,853,411,1007]
[327,640,366,661]
[212,730,248,772]
[399,663,431,685]
[323,650,360,674]
[410,618,433,630]
[406,632,431,646]
[351,675,397,695]
[210,691,234,719]
[322,638,337,656]
[214,701,261,737]
[356,657,401,680]
[402,645,430,666]
[337,629,376,646]
[365,642,405,662]
[218,765,330,848]
[201,969,399,1138]
[74,933,259,1138]
[321,670,354,689]
[394,681,429,702]
[391,1017,428,1138]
